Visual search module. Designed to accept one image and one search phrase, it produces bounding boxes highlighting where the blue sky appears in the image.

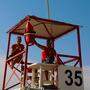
[0,0,90,65]
[0,0,90,89]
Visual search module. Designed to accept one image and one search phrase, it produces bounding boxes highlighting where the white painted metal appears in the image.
[58,65,84,90]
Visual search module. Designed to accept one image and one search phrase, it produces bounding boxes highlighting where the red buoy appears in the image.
[25,21,36,45]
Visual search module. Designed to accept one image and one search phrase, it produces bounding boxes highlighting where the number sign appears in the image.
[58,65,84,90]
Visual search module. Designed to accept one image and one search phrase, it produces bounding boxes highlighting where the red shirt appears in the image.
[41,47,56,61]
[11,43,24,55]
[41,50,47,61]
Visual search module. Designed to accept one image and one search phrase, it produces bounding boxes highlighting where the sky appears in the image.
[0,0,90,90]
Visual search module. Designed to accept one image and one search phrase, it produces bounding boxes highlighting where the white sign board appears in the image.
[58,65,84,90]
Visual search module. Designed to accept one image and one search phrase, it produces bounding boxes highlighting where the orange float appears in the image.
[25,21,35,45]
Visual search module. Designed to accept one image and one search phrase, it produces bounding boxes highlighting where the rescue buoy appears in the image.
[24,21,36,45]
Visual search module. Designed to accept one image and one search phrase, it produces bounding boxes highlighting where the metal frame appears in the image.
[2,16,82,90]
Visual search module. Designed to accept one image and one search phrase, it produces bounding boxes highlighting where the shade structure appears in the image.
[8,15,78,39]
[2,15,82,90]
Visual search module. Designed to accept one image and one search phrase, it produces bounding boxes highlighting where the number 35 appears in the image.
[65,70,83,86]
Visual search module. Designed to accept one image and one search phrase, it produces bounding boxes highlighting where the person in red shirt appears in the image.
[9,36,24,68]
[34,39,56,64]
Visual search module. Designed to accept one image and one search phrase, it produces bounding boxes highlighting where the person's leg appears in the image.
[49,57,54,64]
[46,57,50,63]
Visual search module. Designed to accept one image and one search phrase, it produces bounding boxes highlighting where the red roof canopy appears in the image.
[8,15,79,39]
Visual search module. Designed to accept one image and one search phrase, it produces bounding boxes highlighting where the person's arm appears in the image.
[34,40,46,50]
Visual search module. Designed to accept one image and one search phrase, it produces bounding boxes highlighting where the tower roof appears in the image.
[8,15,79,39]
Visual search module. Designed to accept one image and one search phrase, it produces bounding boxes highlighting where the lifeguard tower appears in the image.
[2,15,84,90]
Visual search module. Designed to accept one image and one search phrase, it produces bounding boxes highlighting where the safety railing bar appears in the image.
[63,58,78,64]
[7,50,25,62]
[58,54,79,59]
[74,60,79,67]
[5,82,20,90]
